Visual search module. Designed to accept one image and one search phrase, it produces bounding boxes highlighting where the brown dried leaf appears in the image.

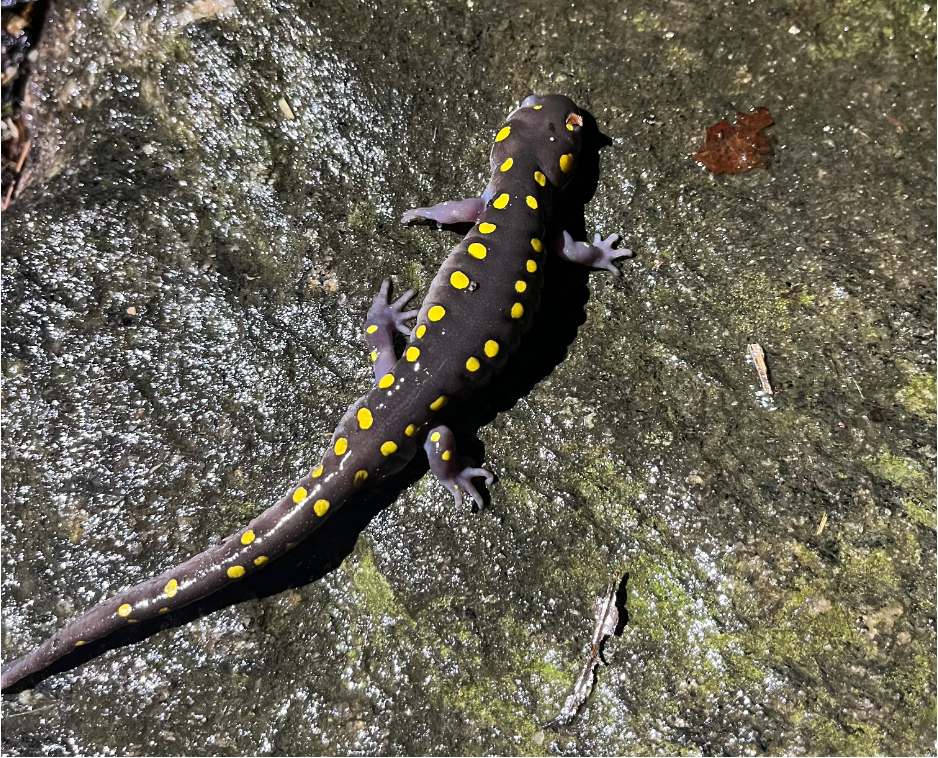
[692,108,774,175]
[747,342,774,396]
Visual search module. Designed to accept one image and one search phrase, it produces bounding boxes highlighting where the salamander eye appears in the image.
[566,113,584,131]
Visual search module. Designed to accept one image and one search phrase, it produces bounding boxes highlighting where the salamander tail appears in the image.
[1,452,359,691]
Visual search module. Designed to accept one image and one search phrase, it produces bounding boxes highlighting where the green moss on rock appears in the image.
[897,372,937,423]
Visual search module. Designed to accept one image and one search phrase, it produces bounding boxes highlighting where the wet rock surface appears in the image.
[1,0,935,754]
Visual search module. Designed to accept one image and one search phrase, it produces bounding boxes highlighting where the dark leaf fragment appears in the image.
[545,574,626,729]
[2,0,48,207]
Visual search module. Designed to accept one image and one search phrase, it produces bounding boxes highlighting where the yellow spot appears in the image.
[406,346,420,362]
[227,565,246,579]
[484,340,500,358]
[468,243,487,259]
[118,604,132,617]
[526,196,538,209]
[370,350,378,362]
[430,396,448,411]
[450,271,470,289]
[560,153,575,173]
[159,607,170,614]
[511,302,524,319]
[293,486,308,503]
[533,105,543,110]
[534,171,546,186]
[566,123,574,131]
[381,441,398,456]
[354,470,368,486]
[164,579,179,597]
[405,424,418,437]
[428,306,445,321]
[479,223,496,234]
[531,238,543,253]
[442,450,452,461]
[466,356,480,372]
[493,194,509,209]
[287,542,297,549]
[366,324,378,334]
[430,431,441,442]
[312,465,323,478]
[334,437,348,456]
[358,407,374,429]
[76,640,86,646]
[378,373,395,389]
[127,619,139,624]
[515,280,527,293]
[416,324,427,338]
[254,555,268,566]
[241,530,255,545]
[314,499,330,516]
[500,157,513,172]
[495,126,511,142]
[527,260,537,273]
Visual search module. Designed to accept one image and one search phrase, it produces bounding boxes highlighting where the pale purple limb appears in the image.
[424,425,494,509]
[364,279,418,381]
[558,231,632,276]
[401,197,486,228]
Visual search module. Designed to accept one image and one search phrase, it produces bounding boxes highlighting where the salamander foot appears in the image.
[367,278,418,336]
[424,425,494,509]
[559,231,632,276]
[401,197,486,228]
[365,279,418,379]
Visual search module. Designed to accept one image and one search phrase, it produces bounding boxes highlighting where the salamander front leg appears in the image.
[365,279,418,380]
[424,425,494,509]
[401,197,486,229]
[557,231,633,276]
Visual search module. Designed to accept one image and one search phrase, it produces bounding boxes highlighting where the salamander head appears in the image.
[503,93,584,189]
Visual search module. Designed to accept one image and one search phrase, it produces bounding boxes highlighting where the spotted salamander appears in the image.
[1,94,630,690]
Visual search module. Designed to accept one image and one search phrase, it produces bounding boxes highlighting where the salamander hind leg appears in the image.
[424,425,494,509]
[558,230,632,276]
[365,279,418,380]
[400,197,486,229]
